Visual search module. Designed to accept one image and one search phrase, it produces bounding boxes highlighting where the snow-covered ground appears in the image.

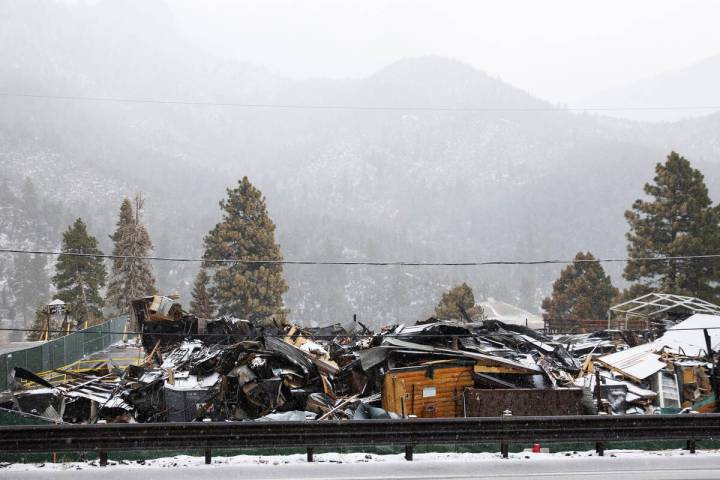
[0,449,720,476]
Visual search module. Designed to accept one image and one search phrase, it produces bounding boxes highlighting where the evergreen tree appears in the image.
[435,283,483,321]
[0,177,72,340]
[9,254,50,327]
[26,305,50,341]
[189,267,216,318]
[110,198,134,244]
[541,252,618,329]
[0,179,13,316]
[203,177,288,322]
[53,218,107,327]
[18,178,40,235]
[616,283,655,303]
[624,152,720,302]
[106,194,157,316]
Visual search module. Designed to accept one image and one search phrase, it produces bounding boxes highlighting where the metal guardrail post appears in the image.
[404,444,413,461]
[500,442,509,458]
[501,409,511,458]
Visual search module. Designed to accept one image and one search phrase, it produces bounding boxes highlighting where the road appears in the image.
[4,453,720,480]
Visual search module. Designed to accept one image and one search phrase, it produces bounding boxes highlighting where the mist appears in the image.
[1,0,720,331]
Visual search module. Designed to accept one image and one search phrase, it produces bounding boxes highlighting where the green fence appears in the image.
[0,315,129,392]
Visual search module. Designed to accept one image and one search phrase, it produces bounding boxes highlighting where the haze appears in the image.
[2,0,720,330]
[168,0,720,103]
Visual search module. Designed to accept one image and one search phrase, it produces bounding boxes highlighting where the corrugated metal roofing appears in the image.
[654,314,720,357]
[597,343,667,381]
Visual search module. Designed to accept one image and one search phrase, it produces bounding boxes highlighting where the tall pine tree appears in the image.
[435,283,483,321]
[53,218,107,327]
[203,177,288,323]
[110,198,134,244]
[542,252,618,330]
[190,267,216,318]
[624,152,720,302]
[106,194,157,316]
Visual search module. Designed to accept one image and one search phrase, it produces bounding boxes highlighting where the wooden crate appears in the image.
[382,363,474,418]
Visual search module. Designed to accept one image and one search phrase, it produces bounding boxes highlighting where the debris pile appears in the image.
[2,294,719,423]
[572,313,720,415]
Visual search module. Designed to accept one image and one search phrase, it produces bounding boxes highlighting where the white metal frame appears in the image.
[608,293,720,329]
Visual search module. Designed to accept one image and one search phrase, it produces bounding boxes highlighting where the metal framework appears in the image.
[608,293,720,329]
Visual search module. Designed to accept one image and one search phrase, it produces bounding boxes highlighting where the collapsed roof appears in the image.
[3,294,719,423]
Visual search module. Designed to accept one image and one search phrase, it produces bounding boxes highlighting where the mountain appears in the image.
[1,0,720,330]
[575,54,720,122]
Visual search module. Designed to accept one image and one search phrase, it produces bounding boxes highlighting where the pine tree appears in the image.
[542,252,618,330]
[190,267,216,318]
[9,254,50,327]
[110,198,134,244]
[624,152,720,302]
[26,305,50,341]
[435,283,483,321]
[106,194,157,316]
[203,177,288,322]
[53,218,107,327]
[18,178,40,236]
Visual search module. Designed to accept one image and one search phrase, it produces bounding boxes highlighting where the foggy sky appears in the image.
[167,0,720,103]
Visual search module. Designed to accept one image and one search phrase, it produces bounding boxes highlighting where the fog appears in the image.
[168,0,720,103]
[1,0,720,331]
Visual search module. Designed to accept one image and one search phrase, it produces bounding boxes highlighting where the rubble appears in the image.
[2,294,719,423]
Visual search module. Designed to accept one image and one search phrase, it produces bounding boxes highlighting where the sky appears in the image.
[167,0,720,103]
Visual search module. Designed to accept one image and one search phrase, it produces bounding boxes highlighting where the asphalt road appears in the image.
[4,454,720,480]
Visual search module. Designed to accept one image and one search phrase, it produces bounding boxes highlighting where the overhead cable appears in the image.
[1,247,719,267]
[1,92,719,113]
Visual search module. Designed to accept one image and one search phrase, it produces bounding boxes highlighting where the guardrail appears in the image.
[2,414,720,464]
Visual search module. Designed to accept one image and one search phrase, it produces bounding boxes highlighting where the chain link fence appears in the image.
[0,315,129,392]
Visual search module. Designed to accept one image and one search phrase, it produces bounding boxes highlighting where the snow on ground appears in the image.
[1,448,718,472]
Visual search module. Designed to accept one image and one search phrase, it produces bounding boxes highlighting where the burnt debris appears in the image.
[3,294,719,423]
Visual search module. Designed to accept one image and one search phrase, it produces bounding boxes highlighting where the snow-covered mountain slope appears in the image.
[2,0,720,327]
[576,54,720,122]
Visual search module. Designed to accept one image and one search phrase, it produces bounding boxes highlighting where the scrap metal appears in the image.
[3,293,720,423]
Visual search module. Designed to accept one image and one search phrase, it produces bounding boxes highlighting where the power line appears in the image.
[1,92,719,113]
[1,247,720,267]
